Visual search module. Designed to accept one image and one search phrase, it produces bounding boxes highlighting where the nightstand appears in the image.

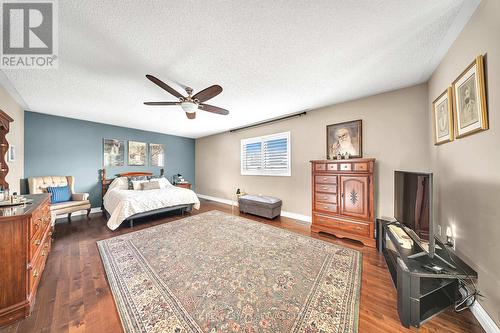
[175,183,191,190]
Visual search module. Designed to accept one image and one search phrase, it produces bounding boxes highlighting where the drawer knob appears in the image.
[323,177,327,180]
[322,186,327,189]
[41,251,46,257]
[33,269,38,278]
[34,239,41,246]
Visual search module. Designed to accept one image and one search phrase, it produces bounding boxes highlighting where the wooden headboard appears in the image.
[101,168,164,203]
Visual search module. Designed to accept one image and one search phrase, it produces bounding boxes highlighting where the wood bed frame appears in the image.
[100,168,194,227]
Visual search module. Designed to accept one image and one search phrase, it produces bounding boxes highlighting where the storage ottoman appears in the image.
[238,194,282,219]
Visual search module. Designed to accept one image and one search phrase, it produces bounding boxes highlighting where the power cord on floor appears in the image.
[440,243,483,312]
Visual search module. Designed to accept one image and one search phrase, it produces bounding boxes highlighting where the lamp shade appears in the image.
[181,101,198,113]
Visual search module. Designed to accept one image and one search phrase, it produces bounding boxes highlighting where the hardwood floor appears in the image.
[1,199,484,333]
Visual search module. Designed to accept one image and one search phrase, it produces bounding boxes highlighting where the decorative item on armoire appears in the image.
[326,120,362,159]
[0,110,13,190]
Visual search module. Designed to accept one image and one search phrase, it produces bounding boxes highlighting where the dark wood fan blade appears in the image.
[199,103,229,115]
[146,75,184,99]
[143,102,180,106]
[185,112,196,119]
[192,85,222,103]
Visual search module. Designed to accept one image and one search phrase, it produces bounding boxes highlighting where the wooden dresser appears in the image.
[0,194,52,327]
[311,158,375,247]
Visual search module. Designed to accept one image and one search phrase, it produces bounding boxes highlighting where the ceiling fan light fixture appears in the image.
[181,101,198,114]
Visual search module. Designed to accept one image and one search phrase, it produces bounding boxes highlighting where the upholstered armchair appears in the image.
[28,176,91,222]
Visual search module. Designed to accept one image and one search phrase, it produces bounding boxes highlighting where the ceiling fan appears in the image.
[144,74,229,119]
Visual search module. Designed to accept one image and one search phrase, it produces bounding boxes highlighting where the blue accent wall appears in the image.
[24,112,195,207]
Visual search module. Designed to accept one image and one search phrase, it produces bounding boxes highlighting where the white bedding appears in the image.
[104,185,200,230]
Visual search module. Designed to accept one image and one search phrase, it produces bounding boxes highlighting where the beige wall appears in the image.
[196,84,430,219]
[0,85,24,193]
[428,0,500,325]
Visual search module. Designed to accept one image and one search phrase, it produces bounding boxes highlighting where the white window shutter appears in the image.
[241,132,290,176]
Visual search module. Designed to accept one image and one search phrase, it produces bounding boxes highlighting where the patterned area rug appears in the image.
[97,210,362,333]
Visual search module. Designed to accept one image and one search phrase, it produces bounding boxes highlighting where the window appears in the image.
[241,131,291,176]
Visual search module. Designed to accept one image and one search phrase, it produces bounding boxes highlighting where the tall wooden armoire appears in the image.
[310,158,375,247]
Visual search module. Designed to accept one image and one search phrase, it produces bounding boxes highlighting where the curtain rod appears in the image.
[229,111,307,133]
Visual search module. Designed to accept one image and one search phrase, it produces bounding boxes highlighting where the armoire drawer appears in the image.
[336,219,370,237]
[314,214,370,237]
[353,162,369,171]
[314,202,338,213]
[315,163,326,171]
[315,184,337,193]
[315,175,337,184]
[315,193,337,203]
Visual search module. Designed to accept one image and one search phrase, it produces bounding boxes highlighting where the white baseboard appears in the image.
[471,301,500,333]
[197,194,237,206]
[55,207,102,219]
[280,211,311,223]
[197,193,311,224]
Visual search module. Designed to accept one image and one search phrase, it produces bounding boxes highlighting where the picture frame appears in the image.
[128,141,147,166]
[432,88,454,145]
[103,139,124,166]
[149,143,165,167]
[452,55,488,138]
[326,119,362,159]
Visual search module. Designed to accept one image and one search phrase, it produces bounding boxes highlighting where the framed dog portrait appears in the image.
[432,88,454,145]
[452,55,488,138]
[326,120,362,159]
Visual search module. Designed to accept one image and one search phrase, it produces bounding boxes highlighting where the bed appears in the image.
[101,170,200,230]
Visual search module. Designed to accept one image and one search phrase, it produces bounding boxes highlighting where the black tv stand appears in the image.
[377,219,477,328]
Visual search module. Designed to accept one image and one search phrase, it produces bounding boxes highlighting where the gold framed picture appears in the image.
[452,55,488,138]
[432,88,454,145]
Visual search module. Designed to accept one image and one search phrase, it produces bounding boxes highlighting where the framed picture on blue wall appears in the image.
[149,143,164,167]
[128,141,147,166]
[103,139,124,166]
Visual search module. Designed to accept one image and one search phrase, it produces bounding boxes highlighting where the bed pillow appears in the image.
[156,177,173,189]
[108,177,129,191]
[131,179,149,190]
[128,176,149,189]
[141,181,160,190]
[47,185,72,203]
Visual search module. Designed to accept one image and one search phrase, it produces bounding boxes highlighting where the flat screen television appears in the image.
[394,171,435,257]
